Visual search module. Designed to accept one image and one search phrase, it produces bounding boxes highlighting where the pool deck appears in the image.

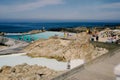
[53,48,120,80]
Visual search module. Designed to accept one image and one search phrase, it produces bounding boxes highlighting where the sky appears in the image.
[0,0,120,22]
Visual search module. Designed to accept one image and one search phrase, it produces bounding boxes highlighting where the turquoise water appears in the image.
[5,31,64,42]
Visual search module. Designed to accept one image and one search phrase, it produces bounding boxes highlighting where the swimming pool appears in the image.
[0,53,84,71]
[5,31,64,42]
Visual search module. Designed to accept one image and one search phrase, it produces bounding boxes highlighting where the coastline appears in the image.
[1,25,120,55]
[0,23,119,35]
[0,25,120,80]
[0,0,120,79]
[57,26,120,33]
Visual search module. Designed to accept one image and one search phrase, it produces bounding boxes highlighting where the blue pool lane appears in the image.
[5,31,64,42]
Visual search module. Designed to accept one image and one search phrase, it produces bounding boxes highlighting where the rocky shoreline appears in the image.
[48,26,120,33]
[0,63,63,80]
[24,29,45,34]
[1,25,120,36]
[1,29,46,36]
[0,36,29,55]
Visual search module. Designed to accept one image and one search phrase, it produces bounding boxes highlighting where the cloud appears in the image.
[0,0,64,13]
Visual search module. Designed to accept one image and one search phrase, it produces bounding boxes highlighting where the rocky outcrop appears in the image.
[0,45,7,50]
[24,32,108,62]
[0,32,4,36]
[0,63,61,80]
[62,27,87,33]
[0,36,29,55]
[27,30,43,34]
[0,36,28,46]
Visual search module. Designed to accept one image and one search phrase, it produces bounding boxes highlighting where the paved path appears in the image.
[65,48,120,80]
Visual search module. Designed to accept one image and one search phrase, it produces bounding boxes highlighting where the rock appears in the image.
[24,32,108,62]
[0,32,4,36]
[0,36,8,45]
[0,66,12,74]
[0,64,61,80]
[28,30,43,34]
[0,36,29,55]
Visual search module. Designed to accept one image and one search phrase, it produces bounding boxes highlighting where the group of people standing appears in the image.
[64,32,70,38]
[86,28,99,42]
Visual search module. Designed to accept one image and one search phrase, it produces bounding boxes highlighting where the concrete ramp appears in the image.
[52,48,120,80]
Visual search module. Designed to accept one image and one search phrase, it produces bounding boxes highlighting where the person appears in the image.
[86,28,90,34]
[64,32,66,38]
[67,32,69,37]
[90,35,94,41]
[96,35,99,41]
[95,31,99,41]
[67,60,71,69]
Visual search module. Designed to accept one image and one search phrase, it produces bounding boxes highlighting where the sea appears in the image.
[0,22,120,33]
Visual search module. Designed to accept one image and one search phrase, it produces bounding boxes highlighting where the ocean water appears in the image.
[0,22,120,33]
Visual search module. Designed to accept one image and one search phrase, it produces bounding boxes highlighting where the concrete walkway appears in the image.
[64,48,120,80]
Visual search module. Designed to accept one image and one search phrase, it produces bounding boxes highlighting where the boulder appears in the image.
[25,32,108,62]
[0,64,61,80]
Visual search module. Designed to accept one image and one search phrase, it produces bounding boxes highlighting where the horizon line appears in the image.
[0,19,120,23]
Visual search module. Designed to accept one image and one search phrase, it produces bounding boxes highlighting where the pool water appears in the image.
[0,53,84,71]
[5,31,64,42]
